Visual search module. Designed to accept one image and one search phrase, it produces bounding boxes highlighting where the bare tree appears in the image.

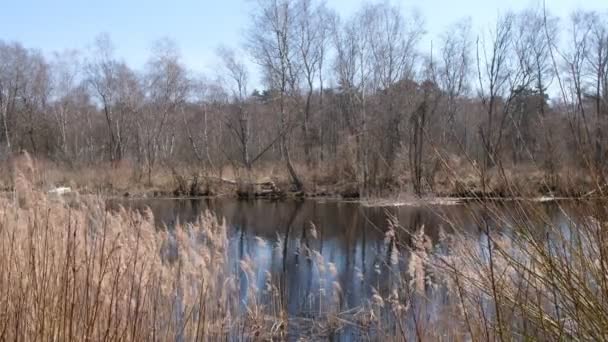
[51,49,82,159]
[141,38,189,184]
[476,13,515,190]
[217,46,252,171]
[0,3,605,199]
[585,12,608,174]
[332,11,371,192]
[294,0,331,167]
[366,3,424,179]
[0,43,54,155]
[437,18,472,147]
[0,42,30,153]
[501,8,559,189]
[18,50,51,154]
[248,0,303,191]
[85,34,138,162]
[184,77,221,174]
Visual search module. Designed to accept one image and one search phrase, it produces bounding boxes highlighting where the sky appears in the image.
[1,0,606,83]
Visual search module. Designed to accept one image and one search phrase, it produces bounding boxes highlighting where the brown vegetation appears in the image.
[3,151,608,340]
[0,2,606,198]
[2,161,293,340]
[1,1,607,340]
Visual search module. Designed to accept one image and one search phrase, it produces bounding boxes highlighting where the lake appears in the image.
[109,197,600,340]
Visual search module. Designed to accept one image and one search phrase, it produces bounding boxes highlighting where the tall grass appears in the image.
[304,201,608,341]
[381,200,608,341]
[4,154,608,340]
[1,159,288,341]
[439,202,608,341]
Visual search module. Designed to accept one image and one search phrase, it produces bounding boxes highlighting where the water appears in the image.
[109,197,599,339]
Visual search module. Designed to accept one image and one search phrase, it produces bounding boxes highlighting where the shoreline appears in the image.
[89,188,608,208]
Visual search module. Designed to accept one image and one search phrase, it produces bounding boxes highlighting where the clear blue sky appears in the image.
[1,0,605,80]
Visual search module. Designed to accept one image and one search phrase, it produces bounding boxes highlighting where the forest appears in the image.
[1,0,607,199]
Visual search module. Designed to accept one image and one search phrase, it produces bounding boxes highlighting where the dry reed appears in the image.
[1,160,285,341]
[4,155,608,341]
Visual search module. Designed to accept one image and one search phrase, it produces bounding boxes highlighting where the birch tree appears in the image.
[142,38,189,184]
[248,0,303,190]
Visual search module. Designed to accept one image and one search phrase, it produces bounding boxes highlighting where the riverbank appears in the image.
[3,154,604,202]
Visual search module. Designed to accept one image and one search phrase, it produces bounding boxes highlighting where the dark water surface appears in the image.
[110,197,591,339]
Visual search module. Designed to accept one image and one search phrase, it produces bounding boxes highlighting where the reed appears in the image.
[377,200,608,341]
[4,155,608,341]
[1,162,287,341]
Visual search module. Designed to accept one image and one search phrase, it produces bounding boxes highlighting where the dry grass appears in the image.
[1,158,288,341]
[0,151,600,200]
[318,199,608,341]
[388,200,608,341]
[3,152,608,341]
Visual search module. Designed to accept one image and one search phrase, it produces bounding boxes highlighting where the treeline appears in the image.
[0,1,607,196]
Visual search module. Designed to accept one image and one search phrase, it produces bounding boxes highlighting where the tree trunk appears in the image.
[281,132,302,192]
[1,105,10,152]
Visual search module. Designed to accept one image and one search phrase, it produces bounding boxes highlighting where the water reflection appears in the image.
[110,197,589,339]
